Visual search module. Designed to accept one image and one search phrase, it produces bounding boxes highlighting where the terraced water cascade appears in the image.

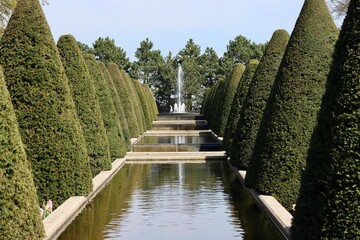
[53,113,284,240]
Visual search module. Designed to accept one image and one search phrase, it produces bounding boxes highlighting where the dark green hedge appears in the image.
[0,0,92,207]
[142,84,155,123]
[203,82,220,124]
[201,88,211,116]
[57,35,111,177]
[133,80,152,129]
[245,0,338,210]
[84,54,127,159]
[0,67,44,239]
[224,60,259,155]
[120,70,146,133]
[292,0,360,239]
[218,63,246,136]
[107,63,140,138]
[231,30,289,169]
[99,62,131,151]
[211,79,227,134]
[143,84,158,120]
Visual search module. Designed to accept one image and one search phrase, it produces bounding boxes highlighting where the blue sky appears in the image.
[42,0,306,61]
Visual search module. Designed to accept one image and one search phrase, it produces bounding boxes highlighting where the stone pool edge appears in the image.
[42,157,126,240]
[228,163,293,240]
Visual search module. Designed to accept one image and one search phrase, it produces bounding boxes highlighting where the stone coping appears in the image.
[143,130,212,136]
[126,151,227,161]
[152,120,208,124]
[42,157,126,240]
[231,167,292,240]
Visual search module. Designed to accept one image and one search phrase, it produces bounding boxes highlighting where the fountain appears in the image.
[174,66,186,113]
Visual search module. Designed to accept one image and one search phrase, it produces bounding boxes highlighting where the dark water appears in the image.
[58,163,283,240]
[136,135,218,144]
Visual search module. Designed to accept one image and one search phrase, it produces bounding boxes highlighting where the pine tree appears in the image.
[292,0,360,238]
[57,34,111,177]
[107,63,141,138]
[98,62,131,151]
[232,30,289,169]
[224,60,259,154]
[245,0,338,210]
[83,54,127,159]
[0,0,92,207]
[0,67,44,239]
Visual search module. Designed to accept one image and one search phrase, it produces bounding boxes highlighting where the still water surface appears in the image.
[58,163,283,240]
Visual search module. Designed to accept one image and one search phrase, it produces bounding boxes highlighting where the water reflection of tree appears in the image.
[58,164,148,240]
[216,163,283,239]
[59,163,283,240]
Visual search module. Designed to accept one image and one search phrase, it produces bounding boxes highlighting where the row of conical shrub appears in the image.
[0,0,157,238]
[203,0,358,238]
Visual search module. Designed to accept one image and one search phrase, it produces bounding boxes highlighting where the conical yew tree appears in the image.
[99,62,131,151]
[0,0,92,207]
[84,54,127,159]
[224,60,259,155]
[107,63,140,138]
[218,63,246,136]
[292,0,360,239]
[143,84,158,119]
[142,84,155,123]
[211,79,227,134]
[134,80,152,129]
[203,81,220,124]
[245,0,338,210]
[57,34,111,177]
[231,30,289,169]
[0,67,44,239]
[120,70,146,133]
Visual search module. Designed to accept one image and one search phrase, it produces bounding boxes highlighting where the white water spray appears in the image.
[174,66,185,113]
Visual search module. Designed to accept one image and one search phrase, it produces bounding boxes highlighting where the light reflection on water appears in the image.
[136,135,218,144]
[58,163,283,240]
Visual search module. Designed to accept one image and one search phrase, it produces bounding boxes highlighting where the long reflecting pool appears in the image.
[58,163,283,240]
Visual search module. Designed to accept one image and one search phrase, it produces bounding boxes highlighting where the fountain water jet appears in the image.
[174,66,185,113]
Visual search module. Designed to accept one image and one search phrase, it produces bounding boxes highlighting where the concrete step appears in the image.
[126,151,227,161]
[157,113,204,120]
[144,130,213,136]
[152,120,208,130]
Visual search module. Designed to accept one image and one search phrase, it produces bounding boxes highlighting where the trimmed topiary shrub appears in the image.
[120,70,146,133]
[0,0,92,207]
[245,0,338,210]
[211,79,227,134]
[133,80,152,129]
[142,84,155,123]
[203,82,220,124]
[231,30,289,169]
[218,63,246,136]
[99,62,131,151]
[84,54,127,159]
[107,63,140,138]
[224,60,259,155]
[57,34,111,177]
[201,87,211,116]
[291,1,360,239]
[0,67,45,239]
[143,84,158,120]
